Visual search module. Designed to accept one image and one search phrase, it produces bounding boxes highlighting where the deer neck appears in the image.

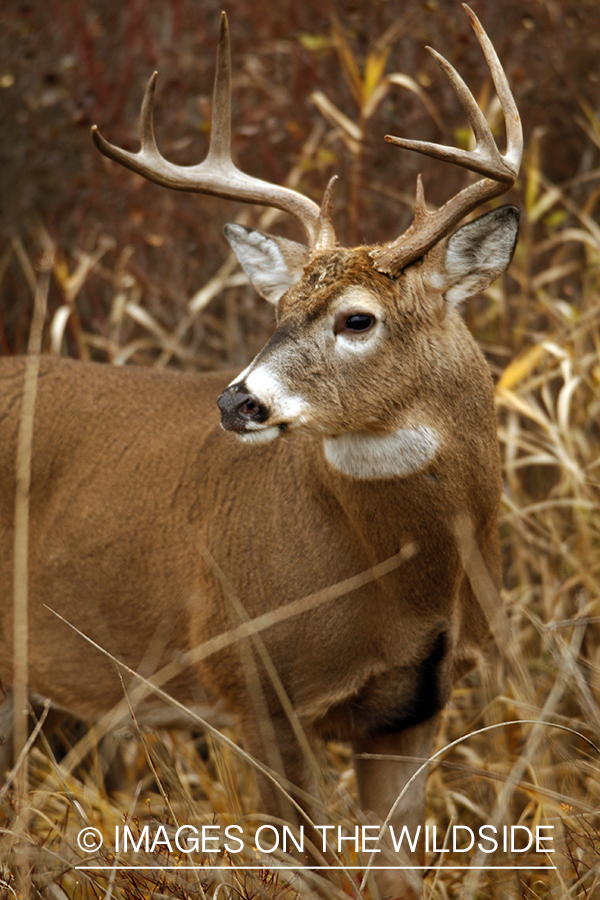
[307,427,447,567]
[323,424,440,481]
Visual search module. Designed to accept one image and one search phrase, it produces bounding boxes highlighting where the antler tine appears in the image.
[370,4,522,276]
[462,4,522,173]
[139,73,159,155]
[206,10,231,163]
[92,73,161,173]
[92,12,336,255]
[387,46,507,180]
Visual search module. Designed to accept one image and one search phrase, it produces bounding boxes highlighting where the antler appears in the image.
[370,4,522,276]
[92,13,336,256]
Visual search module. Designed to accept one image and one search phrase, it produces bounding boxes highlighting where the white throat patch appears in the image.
[324,425,440,480]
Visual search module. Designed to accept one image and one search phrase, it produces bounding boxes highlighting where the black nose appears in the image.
[217,385,269,432]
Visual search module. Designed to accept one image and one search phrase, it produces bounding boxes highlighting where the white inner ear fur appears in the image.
[324,425,440,480]
[423,207,519,308]
[224,224,308,304]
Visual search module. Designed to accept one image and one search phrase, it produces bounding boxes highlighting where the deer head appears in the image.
[93,4,522,479]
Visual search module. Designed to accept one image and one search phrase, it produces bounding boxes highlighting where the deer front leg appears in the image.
[238,708,356,897]
[353,715,439,900]
[237,706,328,859]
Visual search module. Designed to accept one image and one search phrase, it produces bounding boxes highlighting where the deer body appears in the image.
[0,247,501,713]
[0,8,522,898]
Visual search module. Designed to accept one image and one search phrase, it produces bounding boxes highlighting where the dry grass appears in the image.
[1,13,599,900]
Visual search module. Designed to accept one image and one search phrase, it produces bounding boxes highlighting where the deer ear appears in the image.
[424,206,519,307]
[224,224,309,305]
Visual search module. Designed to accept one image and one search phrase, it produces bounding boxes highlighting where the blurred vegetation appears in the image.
[1,0,599,898]
[1,0,599,366]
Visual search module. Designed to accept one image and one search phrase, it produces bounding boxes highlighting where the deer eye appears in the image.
[335,312,376,335]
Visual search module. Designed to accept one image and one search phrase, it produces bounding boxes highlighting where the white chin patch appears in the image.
[324,425,440,480]
[235,426,281,445]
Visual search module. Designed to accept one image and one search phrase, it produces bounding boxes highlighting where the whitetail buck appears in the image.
[0,6,521,898]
